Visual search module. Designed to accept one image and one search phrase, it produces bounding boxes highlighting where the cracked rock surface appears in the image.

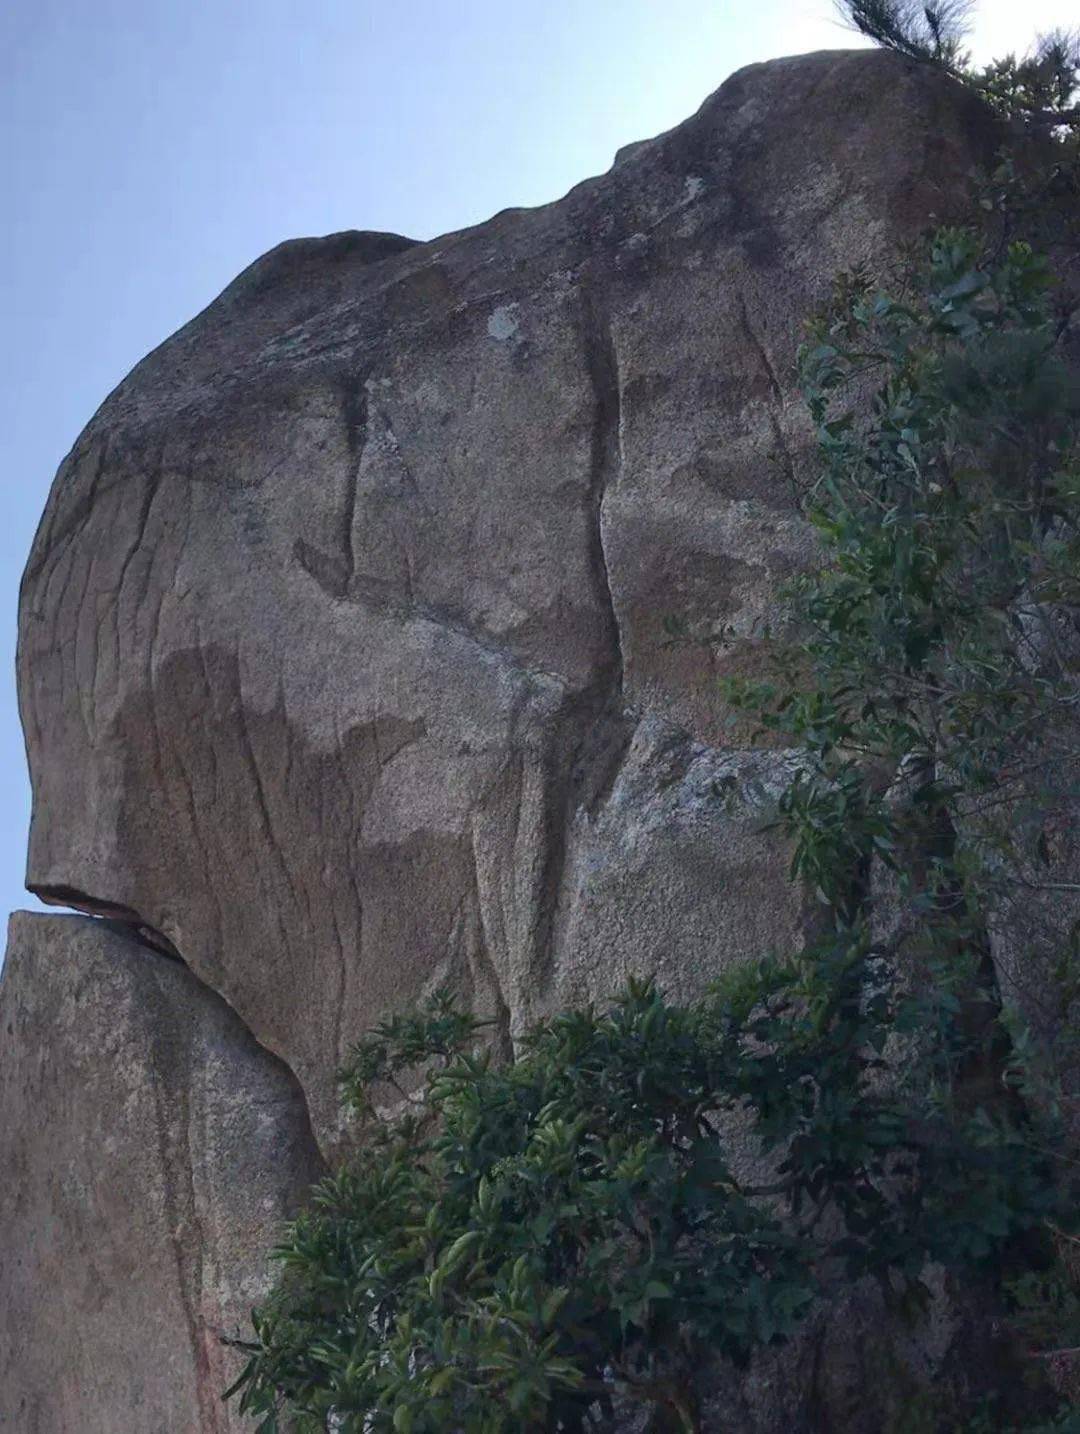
[18,49,994,1153]
[0,913,324,1432]
[2,45,1005,1430]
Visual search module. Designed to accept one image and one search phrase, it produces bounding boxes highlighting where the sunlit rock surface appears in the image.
[0,913,323,1432]
[5,46,1000,1430]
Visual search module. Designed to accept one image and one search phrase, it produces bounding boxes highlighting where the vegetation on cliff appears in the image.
[229,16,1080,1432]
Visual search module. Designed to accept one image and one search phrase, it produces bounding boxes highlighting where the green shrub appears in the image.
[227,962,1061,1433]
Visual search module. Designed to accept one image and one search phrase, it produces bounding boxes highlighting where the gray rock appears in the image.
[6,43,1008,1433]
[17,48,996,1154]
[0,913,323,1432]
[547,714,809,1011]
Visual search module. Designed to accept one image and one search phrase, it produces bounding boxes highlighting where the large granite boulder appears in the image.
[3,42,1014,1434]
[16,48,995,1154]
[0,913,324,1432]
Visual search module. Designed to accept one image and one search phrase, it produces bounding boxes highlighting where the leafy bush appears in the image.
[733,225,1080,997]
[228,960,1061,1433]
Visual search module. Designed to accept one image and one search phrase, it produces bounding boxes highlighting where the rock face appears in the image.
[17,47,993,1153]
[7,47,1001,1426]
[0,913,323,1432]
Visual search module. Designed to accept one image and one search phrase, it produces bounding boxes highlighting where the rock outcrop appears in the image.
[5,46,1001,1427]
[0,913,323,1432]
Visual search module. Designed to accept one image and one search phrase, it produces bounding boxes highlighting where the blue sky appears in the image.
[1,0,1072,924]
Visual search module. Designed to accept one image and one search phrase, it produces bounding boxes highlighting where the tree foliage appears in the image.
[736,225,1080,1002]
[837,0,1080,132]
[227,959,1061,1433]
[838,0,977,68]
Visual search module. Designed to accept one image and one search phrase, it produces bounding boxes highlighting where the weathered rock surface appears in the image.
[0,913,323,1432]
[17,48,996,1158]
[7,47,1015,1429]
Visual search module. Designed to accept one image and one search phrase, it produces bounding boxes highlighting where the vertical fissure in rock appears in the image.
[465,839,514,1060]
[529,282,638,993]
[148,1035,221,1433]
[736,292,784,405]
[737,292,798,493]
[580,277,625,704]
[339,371,370,593]
[331,899,351,1075]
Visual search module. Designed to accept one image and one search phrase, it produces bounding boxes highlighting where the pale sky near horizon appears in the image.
[1,0,1075,928]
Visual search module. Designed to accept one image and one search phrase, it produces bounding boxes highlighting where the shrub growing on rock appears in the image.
[227,963,1063,1432]
[230,22,1080,1431]
[229,220,1080,1429]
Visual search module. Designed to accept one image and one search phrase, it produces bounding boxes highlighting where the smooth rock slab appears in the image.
[0,913,323,1433]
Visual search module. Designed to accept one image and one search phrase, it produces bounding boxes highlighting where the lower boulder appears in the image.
[0,912,324,1433]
